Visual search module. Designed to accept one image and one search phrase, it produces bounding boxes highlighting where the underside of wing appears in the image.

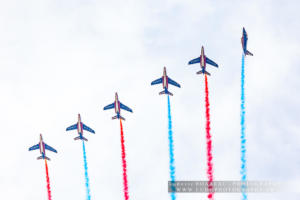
[151,77,163,85]
[167,77,181,88]
[82,123,95,134]
[120,102,133,113]
[104,102,115,110]
[188,57,200,65]
[29,144,40,151]
[66,124,77,131]
[44,143,57,153]
[206,57,218,67]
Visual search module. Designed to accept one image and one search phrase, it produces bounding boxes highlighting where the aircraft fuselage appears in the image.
[114,93,121,115]
[39,134,46,158]
[162,67,168,90]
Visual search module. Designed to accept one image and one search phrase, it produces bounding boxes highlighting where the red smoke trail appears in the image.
[44,159,52,200]
[120,119,129,200]
[205,74,214,200]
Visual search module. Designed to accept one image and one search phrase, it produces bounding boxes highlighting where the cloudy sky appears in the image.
[0,0,299,199]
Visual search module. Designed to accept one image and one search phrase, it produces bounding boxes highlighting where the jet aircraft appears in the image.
[151,67,181,96]
[29,134,57,161]
[103,93,133,121]
[188,46,218,76]
[241,27,253,56]
[66,114,95,141]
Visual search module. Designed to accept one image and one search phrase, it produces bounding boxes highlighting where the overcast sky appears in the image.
[0,0,299,199]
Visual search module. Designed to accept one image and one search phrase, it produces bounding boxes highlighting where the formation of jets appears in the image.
[29,27,253,161]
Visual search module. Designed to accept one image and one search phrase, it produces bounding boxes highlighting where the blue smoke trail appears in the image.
[240,54,247,200]
[82,140,91,200]
[167,95,176,200]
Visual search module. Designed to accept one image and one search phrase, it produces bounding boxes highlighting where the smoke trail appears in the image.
[44,160,52,200]
[120,119,129,200]
[204,74,214,200]
[82,141,91,200]
[167,95,176,200]
[240,54,247,200]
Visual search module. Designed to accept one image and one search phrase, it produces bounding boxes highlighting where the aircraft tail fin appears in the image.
[74,136,88,142]
[159,90,173,96]
[37,156,50,161]
[246,50,253,56]
[197,70,210,76]
[112,115,125,121]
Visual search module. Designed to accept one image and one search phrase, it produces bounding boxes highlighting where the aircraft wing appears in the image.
[104,102,115,110]
[29,144,40,151]
[82,123,95,134]
[167,77,181,88]
[120,102,133,113]
[44,143,57,153]
[151,77,162,85]
[188,57,200,65]
[206,57,218,67]
[66,123,77,131]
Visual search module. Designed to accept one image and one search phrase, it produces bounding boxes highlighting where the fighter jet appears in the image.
[66,114,95,141]
[29,134,57,161]
[188,46,218,76]
[104,93,133,121]
[151,67,181,96]
[241,27,253,56]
